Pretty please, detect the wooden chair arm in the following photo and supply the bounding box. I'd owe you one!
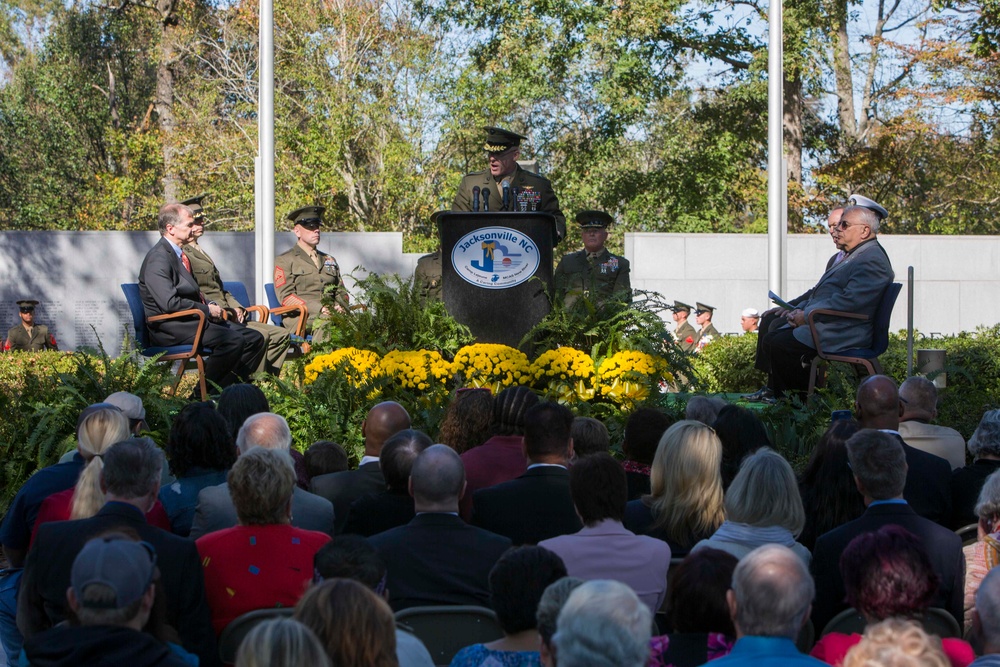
[270,304,309,338]
[147,309,208,350]
[806,308,869,352]
[245,305,270,322]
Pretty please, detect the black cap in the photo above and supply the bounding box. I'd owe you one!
[180,194,208,217]
[287,206,326,228]
[695,302,716,315]
[483,127,526,152]
[669,301,692,314]
[576,210,613,229]
[16,299,39,308]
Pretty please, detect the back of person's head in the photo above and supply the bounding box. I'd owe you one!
[969,409,1000,459]
[313,535,386,591]
[380,429,433,493]
[648,420,725,547]
[536,577,585,654]
[713,404,772,488]
[973,566,1000,653]
[839,525,937,621]
[898,376,938,415]
[730,544,814,639]
[845,429,907,500]
[102,437,163,500]
[667,547,739,635]
[492,386,539,436]
[217,383,271,441]
[622,407,673,465]
[553,579,652,667]
[104,391,147,434]
[363,401,411,452]
[842,618,949,667]
[72,406,131,520]
[69,534,157,628]
[235,617,332,667]
[724,447,804,536]
[228,447,296,526]
[294,579,397,667]
[409,444,465,506]
[571,417,610,457]
[856,375,901,426]
[167,401,236,477]
[304,441,349,479]
[237,412,293,453]
[523,402,574,460]
[798,420,864,545]
[437,388,494,453]
[570,452,627,525]
[685,396,727,426]
[976,469,1000,527]
[490,546,567,636]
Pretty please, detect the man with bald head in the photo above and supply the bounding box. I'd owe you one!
[709,544,826,666]
[855,375,951,524]
[367,445,511,610]
[189,412,334,538]
[898,376,966,470]
[311,401,411,533]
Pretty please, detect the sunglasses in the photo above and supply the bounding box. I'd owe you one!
[835,219,867,230]
[19,307,34,313]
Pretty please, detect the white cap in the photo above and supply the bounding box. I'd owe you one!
[104,391,145,421]
[742,308,760,319]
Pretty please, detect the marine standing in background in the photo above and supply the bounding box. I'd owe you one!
[669,301,698,353]
[273,206,347,341]
[452,126,566,243]
[5,299,57,351]
[553,211,630,308]
[694,302,721,350]
[181,194,291,375]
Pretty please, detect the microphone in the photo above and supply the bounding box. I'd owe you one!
[472,186,480,212]
[482,189,491,211]
[502,180,511,211]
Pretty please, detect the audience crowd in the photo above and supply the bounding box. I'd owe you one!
[2,373,1000,667]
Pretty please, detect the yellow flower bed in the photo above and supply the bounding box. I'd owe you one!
[529,347,596,403]
[597,350,668,405]
[452,343,531,393]
[304,347,383,385]
[380,350,453,391]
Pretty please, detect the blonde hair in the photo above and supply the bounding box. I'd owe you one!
[725,447,805,536]
[842,618,949,667]
[71,408,131,520]
[235,617,331,667]
[647,420,725,547]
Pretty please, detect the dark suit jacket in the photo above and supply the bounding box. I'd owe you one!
[17,502,219,667]
[471,466,582,545]
[138,237,211,346]
[188,483,335,539]
[310,461,385,533]
[899,437,952,526]
[367,513,511,611]
[810,502,964,634]
[343,491,415,537]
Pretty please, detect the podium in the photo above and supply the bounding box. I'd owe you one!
[437,212,556,348]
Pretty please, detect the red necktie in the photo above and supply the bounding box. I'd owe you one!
[181,252,192,273]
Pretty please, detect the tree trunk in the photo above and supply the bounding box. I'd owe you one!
[155,0,180,201]
[829,0,857,152]
[783,72,803,185]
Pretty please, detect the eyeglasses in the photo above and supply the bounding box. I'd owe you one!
[19,307,34,313]
[835,220,867,230]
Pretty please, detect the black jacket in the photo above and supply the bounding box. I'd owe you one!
[21,624,192,667]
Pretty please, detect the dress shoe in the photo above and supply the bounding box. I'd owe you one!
[742,386,774,403]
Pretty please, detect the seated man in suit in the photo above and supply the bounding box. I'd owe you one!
[748,197,893,401]
[139,203,265,391]
[472,401,583,545]
[311,401,410,533]
[538,452,670,613]
[811,430,964,633]
[856,375,952,525]
[898,376,967,470]
[189,412,333,539]
[18,437,219,667]
[367,445,511,610]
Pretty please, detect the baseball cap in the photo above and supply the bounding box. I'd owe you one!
[104,392,146,421]
[71,535,157,609]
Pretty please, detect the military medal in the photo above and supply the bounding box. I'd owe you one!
[517,187,542,212]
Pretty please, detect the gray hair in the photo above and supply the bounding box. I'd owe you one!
[685,396,727,427]
[975,470,1000,523]
[235,617,331,667]
[101,437,163,499]
[237,413,292,453]
[976,567,1000,650]
[899,377,938,413]
[553,580,652,667]
[536,577,585,647]
[725,448,805,536]
[845,429,906,500]
[969,410,1000,459]
[158,203,192,234]
[731,544,814,639]
[843,205,880,234]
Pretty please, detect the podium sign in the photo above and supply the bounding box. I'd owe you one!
[437,212,556,348]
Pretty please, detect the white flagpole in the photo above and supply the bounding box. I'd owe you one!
[767,0,785,297]
[256,0,275,305]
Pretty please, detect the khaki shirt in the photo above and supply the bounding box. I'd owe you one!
[674,320,698,352]
[274,244,344,331]
[7,323,57,351]
[553,248,631,308]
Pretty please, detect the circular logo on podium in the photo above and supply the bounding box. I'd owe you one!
[450,226,541,290]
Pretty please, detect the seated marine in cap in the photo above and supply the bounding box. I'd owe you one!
[452,126,566,242]
[553,210,630,308]
[5,299,57,352]
[694,302,720,349]
[668,301,698,353]
[274,206,348,340]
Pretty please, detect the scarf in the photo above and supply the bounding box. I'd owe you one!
[709,520,799,549]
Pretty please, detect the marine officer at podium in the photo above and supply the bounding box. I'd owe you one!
[452,126,566,243]
[553,211,631,308]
